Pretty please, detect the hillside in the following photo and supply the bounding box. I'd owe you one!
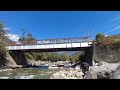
[5,38,17,46]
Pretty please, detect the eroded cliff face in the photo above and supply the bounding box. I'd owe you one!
[5,52,18,67]
[93,45,120,63]
[0,52,17,67]
[0,51,27,68]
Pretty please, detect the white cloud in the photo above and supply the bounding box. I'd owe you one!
[3,27,10,31]
[2,26,20,42]
[6,33,20,42]
[113,26,120,30]
[111,15,120,22]
[104,25,120,34]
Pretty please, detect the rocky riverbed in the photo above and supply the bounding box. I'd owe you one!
[50,68,83,79]
[50,61,120,79]
[26,60,73,66]
[0,60,120,79]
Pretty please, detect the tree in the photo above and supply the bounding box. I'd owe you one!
[0,23,8,56]
[26,33,36,41]
[26,33,32,41]
[96,33,105,44]
[26,33,36,44]
[18,31,26,42]
[62,52,69,61]
[18,32,36,45]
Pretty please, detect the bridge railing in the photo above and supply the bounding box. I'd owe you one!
[7,36,93,46]
[37,37,93,45]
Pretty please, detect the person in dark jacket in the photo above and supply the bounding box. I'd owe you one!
[81,62,93,79]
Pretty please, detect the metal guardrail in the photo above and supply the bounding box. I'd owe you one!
[7,37,93,46]
[37,37,93,45]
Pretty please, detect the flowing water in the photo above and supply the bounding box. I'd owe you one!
[0,68,60,79]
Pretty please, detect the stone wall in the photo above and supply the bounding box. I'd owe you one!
[93,45,120,63]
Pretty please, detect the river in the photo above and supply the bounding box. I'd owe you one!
[0,68,60,79]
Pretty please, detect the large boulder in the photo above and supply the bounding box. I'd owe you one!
[110,65,120,79]
[89,62,120,79]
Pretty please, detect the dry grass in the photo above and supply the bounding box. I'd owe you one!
[97,35,120,48]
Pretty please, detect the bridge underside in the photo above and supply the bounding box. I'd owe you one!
[9,47,90,52]
[8,46,93,66]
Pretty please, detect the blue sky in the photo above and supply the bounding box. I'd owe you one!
[1,11,120,41]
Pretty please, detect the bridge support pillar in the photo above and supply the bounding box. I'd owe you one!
[84,46,94,66]
[9,51,27,66]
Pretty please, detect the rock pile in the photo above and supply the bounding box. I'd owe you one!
[50,68,83,79]
[50,61,120,79]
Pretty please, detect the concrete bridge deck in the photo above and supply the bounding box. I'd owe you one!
[6,41,93,51]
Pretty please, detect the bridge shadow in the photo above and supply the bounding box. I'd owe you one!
[9,51,27,66]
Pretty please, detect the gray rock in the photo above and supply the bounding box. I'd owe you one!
[110,65,120,79]
[50,71,65,79]
[98,61,108,66]
[75,72,83,78]
[92,60,99,66]
[50,69,83,79]
[90,62,119,79]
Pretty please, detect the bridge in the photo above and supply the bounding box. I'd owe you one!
[6,37,93,51]
[5,37,94,66]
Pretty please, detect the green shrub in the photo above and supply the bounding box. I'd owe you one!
[24,51,85,62]
[96,33,105,45]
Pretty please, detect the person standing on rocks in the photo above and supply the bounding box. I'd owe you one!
[81,62,93,79]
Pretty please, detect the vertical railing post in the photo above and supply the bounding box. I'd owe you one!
[26,45,27,49]
[15,46,16,49]
[53,44,54,48]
